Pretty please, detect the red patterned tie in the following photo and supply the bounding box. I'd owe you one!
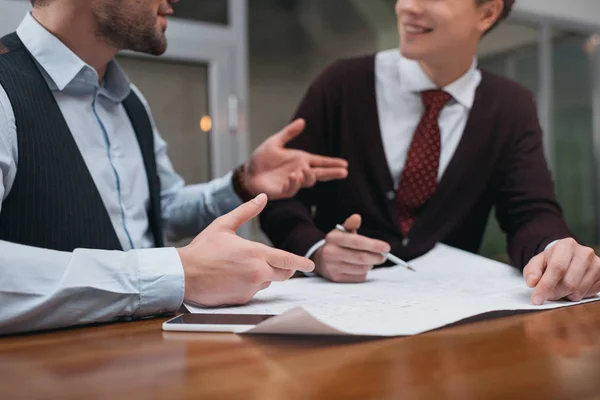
[396,90,452,236]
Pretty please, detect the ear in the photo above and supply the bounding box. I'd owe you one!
[476,0,504,35]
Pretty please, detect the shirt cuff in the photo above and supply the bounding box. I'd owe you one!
[135,247,185,317]
[305,239,326,259]
[544,239,562,251]
[215,171,243,212]
[303,239,326,277]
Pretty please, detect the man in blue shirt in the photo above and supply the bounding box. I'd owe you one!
[0,0,348,334]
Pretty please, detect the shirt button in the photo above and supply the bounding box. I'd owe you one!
[402,238,410,247]
[386,190,396,200]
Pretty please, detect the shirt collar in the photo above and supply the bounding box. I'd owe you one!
[397,53,479,109]
[16,12,131,102]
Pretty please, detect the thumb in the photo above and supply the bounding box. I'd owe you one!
[343,214,362,233]
[217,193,268,231]
[274,119,306,146]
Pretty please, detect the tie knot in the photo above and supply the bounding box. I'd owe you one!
[421,90,452,112]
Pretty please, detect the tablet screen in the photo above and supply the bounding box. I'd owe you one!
[166,314,276,326]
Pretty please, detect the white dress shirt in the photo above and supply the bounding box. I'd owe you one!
[305,49,481,259]
[305,49,560,261]
[0,14,242,334]
[376,49,481,187]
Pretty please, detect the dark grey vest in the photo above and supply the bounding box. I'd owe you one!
[0,33,164,251]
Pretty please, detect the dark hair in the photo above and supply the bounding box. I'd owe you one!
[479,0,515,34]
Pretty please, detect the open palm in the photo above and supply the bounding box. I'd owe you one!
[244,119,348,200]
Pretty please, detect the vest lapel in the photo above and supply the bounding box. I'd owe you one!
[123,94,164,248]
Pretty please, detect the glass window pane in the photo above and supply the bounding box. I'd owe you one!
[116,56,212,185]
[478,23,540,260]
[552,35,596,245]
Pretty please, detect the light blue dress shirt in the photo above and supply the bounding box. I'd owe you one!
[0,13,242,334]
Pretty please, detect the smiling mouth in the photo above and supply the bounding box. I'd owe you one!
[404,24,434,34]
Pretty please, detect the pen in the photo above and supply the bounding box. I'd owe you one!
[335,225,416,272]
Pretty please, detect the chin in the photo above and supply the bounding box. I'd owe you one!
[399,46,426,61]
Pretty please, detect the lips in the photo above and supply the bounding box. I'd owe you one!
[404,24,433,34]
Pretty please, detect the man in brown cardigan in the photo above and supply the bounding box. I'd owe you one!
[260,0,600,305]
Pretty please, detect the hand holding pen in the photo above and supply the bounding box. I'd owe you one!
[335,225,415,272]
[312,214,414,284]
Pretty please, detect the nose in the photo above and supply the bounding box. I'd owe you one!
[396,0,424,15]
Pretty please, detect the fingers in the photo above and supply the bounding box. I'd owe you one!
[326,246,385,266]
[273,118,306,145]
[267,267,297,282]
[216,194,268,231]
[531,242,575,305]
[301,168,317,188]
[322,263,372,283]
[264,246,315,273]
[307,153,349,169]
[284,172,303,197]
[343,214,362,233]
[337,273,369,283]
[562,247,595,301]
[577,259,600,300]
[327,231,391,254]
[309,167,349,182]
[586,280,600,299]
[523,252,545,288]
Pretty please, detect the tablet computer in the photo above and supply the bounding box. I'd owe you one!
[162,313,276,333]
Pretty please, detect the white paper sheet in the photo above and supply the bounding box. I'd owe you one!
[186,244,600,336]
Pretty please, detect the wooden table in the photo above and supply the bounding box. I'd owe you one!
[1,303,600,400]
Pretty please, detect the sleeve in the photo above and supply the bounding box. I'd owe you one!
[129,84,242,242]
[0,241,184,335]
[0,84,185,336]
[494,89,571,270]
[259,60,344,256]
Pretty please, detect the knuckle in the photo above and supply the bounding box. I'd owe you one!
[562,279,578,293]
[357,253,369,264]
[322,245,335,260]
[248,265,265,284]
[538,281,553,293]
[584,247,596,261]
[551,261,569,274]
[349,238,362,249]
[562,238,577,249]
[325,231,338,241]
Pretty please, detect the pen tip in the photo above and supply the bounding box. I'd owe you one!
[408,265,416,272]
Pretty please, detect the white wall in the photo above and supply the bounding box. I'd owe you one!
[0,0,29,35]
[513,0,600,32]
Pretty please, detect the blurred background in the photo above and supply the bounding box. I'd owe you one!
[1,0,600,260]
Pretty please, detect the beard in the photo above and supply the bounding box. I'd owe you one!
[93,0,168,56]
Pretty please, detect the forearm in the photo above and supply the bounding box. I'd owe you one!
[0,240,184,335]
[507,213,570,270]
[163,172,242,241]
